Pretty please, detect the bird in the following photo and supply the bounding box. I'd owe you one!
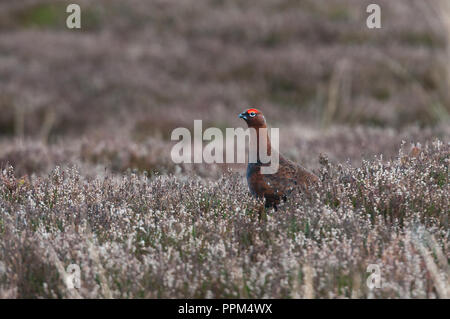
[239,108,318,209]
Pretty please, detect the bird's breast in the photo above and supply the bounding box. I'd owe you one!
[246,163,273,198]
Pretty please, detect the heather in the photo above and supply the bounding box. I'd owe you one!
[0,0,449,298]
[0,141,448,298]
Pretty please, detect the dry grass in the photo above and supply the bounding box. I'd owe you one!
[0,0,449,139]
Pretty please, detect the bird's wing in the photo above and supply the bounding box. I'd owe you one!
[262,155,318,195]
[261,157,299,195]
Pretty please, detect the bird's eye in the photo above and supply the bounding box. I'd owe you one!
[249,112,256,117]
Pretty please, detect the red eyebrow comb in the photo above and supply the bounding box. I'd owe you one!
[246,108,260,114]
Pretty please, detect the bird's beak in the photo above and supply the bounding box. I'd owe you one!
[239,112,248,120]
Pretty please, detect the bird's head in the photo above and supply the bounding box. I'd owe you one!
[239,108,266,128]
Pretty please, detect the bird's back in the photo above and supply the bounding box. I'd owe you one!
[246,153,318,207]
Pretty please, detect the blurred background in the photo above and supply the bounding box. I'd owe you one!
[0,0,449,177]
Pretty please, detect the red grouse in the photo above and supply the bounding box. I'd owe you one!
[239,108,318,209]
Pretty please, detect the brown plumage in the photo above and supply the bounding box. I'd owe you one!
[239,108,318,209]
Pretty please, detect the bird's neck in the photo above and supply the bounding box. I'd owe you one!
[251,125,272,160]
